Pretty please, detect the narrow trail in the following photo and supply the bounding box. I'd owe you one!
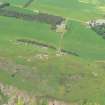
[57,20,68,53]
[23,0,35,8]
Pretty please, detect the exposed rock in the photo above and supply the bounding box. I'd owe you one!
[0,82,78,105]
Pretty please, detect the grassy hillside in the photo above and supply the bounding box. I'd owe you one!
[5,0,105,21]
[0,0,105,105]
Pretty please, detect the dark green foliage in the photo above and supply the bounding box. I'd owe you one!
[92,24,105,39]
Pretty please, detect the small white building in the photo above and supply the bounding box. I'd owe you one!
[96,19,105,24]
[86,19,105,28]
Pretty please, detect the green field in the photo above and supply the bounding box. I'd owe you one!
[4,0,105,21]
[0,0,105,105]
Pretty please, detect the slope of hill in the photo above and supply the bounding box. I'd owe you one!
[2,0,105,20]
[0,0,105,105]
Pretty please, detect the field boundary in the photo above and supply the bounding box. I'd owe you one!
[17,39,79,56]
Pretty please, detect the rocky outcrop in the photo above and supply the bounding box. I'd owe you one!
[0,82,78,105]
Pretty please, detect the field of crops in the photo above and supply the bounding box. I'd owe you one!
[0,0,105,105]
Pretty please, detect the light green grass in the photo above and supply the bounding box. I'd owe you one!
[28,0,102,21]
[63,21,105,59]
[0,16,60,46]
